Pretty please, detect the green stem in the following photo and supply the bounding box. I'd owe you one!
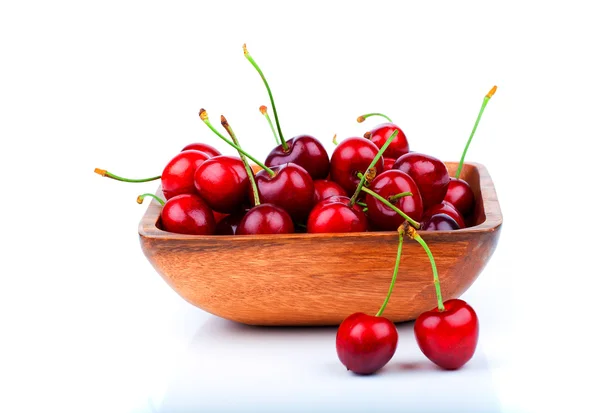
[409,227,444,312]
[94,168,160,183]
[389,192,413,202]
[356,201,367,207]
[348,129,398,206]
[456,85,497,178]
[259,106,279,146]
[357,113,393,123]
[360,186,421,229]
[244,44,288,151]
[376,227,405,317]
[199,109,275,177]
[221,115,261,206]
[137,193,165,206]
[332,134,338,146]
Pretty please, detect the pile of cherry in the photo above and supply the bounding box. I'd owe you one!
[96,44,496,374]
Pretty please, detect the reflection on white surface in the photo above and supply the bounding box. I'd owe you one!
[144,317,502,413]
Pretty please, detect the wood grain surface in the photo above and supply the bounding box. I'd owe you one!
[138,162,502,326]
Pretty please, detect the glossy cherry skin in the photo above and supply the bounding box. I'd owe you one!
[215,210,247,235]
[313,179,347,204]
[393,152,450,210]
[421,213,460,231]
[160,194,216,235]
[181,142,222,158]
[161,150,210,200]
[365,123,409,159]
[265,135,330,180]
[193,156,249,214]
[414,299,479,370]
[307,196,368,233]
[383,157,396,171]
[364,170,423,231]
[254,163,314,221]
[236,204,295,235]
[330,137,385,195]
[444,178,475,217]
[336,312,398,375]
[423,201,466,228]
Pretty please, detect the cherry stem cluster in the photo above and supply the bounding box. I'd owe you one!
[199,109,275,177]
[348,129,399,206]
[244,44,288,151]
[94,168,160,183]
[221,115,261,206]
[376,226,405,317]
[456,85,497,178]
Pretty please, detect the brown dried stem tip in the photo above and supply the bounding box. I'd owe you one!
[364,131,372,140]
[259,105,268,115]
[486,85,498,99]
[199,108,208,121]
[243,43,248,55]
[404,221,417,239]
[357,115,366,123]
[94,168,107,177]
[220,115,229,127]
[365,167,377,183]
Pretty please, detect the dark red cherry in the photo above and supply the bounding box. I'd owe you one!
[160,193,215,235]
[444,178,475,216]
[181,142,221,158]
[421,213,460,231]
[265,135,330,180]
[161,150,210,200]
[364,170,423,231]
[393,152,449,210]
[254,163,315,221]
[313,179,347,204]
[236,204,294,235]
[330,137,384,195]
[307,196,368,233]
[193,155,249,214]
[383,157,396,171]
[365,123,409,159]
[215,210,247,235]
[336,312,398,375]
[423,201,466,228]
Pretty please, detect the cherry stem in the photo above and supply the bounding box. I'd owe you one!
[244,44,288,151]
[332,134,338,146]
[456,85,497,178]
[94,168,160,183]
[221,115,261,206]
[199,109,275,177]
[406,223,444,312]
[357,113,393,123]
[356,201,367,207]
[137,193,165,206]
[388,191,413,202]
[259,106,279,146]
[348,129,399,206]
[376,226,405,317]
[361,186,421,229]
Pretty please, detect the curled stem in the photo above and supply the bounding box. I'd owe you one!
[94,168,160,183]
[137,193,165,206]
[357,113,393,123]
[376,226,405,317]
[406,223,444,312]
[360,186,421,229]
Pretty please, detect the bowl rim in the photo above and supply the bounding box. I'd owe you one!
[138,161,502,241]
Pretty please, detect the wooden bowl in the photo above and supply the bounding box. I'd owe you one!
[139,162,502,326]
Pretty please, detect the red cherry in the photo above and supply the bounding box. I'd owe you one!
[364,170,423,231]
[423,201,466,228]
[444,178,475,216]
[383,157,396,171]
[313,179,347,204]
[236,204,294,235]
[414,299,479,370]
[159,193,216,235]
[365,123,409,159]
[161,150,210,200]
[330,137,384,195]
[393,152,449,210]
[265,135,330,180]
[193,155,249,213]
[421,213,460,231]
[307,196,367,233]
[336,312,398,375]
[254,163,315,221]
[180,142,221,158]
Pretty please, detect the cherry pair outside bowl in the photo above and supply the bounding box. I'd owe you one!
[138,162,502,326]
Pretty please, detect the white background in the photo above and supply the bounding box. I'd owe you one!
[1,1,599,412]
